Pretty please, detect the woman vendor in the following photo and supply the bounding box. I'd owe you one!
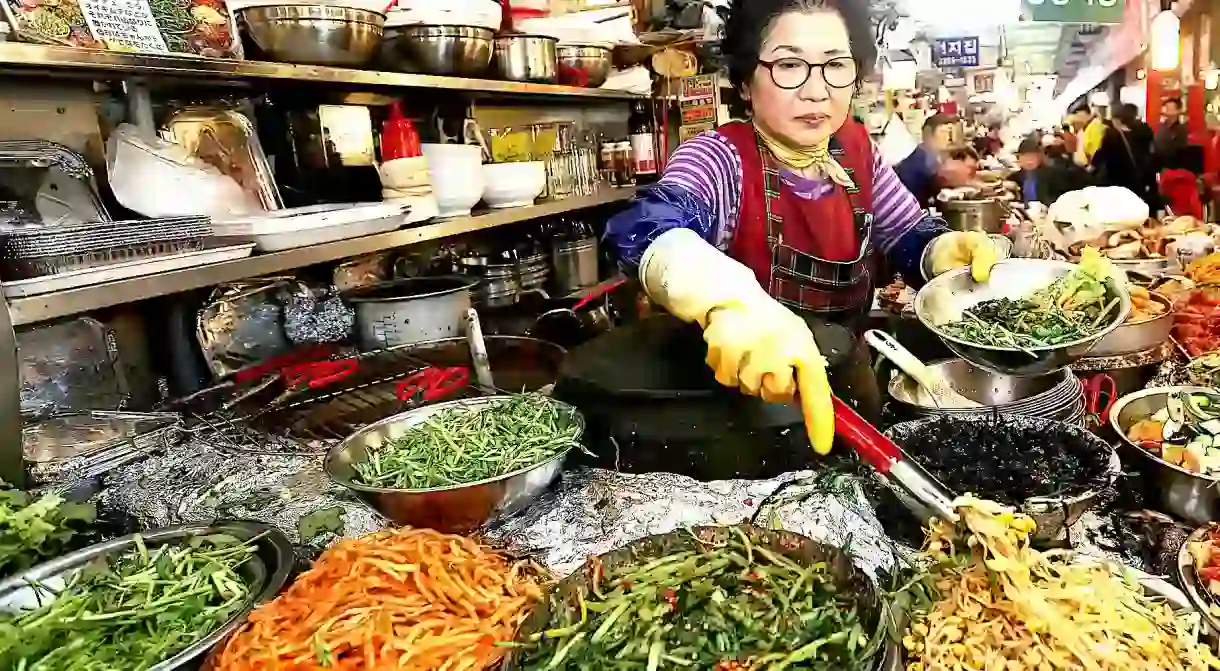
[604,0,996,457]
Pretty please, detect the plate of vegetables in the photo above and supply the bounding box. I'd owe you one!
[915,250,1131,375]
[1121,388,1220,476]
[505,525,891,671]
[1179,523,1220,635]
[0,521,292,671]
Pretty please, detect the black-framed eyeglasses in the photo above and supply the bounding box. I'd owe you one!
[758,56,858,90]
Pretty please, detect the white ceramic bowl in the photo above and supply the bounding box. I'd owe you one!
[482,161,547,209]
[421,144,485,218]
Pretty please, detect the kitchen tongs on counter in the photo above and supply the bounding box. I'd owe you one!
[832,397,959,524]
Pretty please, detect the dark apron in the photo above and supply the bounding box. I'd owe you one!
[758,138,881,423]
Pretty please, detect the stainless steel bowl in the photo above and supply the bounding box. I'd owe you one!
[940,198,1004,234]
[504,525,895,671]
[557,45,612,87]
[920,234,1012,282]
[239,5,385,66]
[885,415,1121,541]
[386,25,494,77]
[0,521,292,670]
[1176,523,1220,635]
[1110,386,1220,525]
[1089,292,1174,358]
[1114,257,1175,277]
[326,396,585,533]
[493,34,558,83]
[915,259,1132,377]
[887,359,1083,423]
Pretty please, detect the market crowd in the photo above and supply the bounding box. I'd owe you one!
[894,98,1204,219]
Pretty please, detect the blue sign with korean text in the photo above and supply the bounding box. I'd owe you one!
[935,37,981,69]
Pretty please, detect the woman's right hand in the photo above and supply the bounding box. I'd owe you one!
[702,299,836,455]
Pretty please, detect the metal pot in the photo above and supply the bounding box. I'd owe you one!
[492,34,558,83]
[346,276,475,351]
[1110,386,1220,525]
[552,237,599,294]
[385,25,494,77]
[940,198,1004,234]
[239,5,385,66]
[1089,292,1174,358]
[557,44,612,87]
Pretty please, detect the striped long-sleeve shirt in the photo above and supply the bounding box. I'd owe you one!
[605,130,948,283]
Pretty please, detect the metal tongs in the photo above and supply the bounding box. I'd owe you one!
[832,397,959,523]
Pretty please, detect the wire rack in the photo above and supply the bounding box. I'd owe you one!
[175,339,562,457]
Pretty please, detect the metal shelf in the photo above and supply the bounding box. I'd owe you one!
[6,188,637,326]
[0,43,644,100]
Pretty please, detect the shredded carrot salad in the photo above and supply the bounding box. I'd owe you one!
[214,528,543,670]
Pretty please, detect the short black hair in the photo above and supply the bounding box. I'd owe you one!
[1114,103,1140,126]
[1017,137,1043,155]
[1164,96,1184,109]
[950,147,979,162]
[723,0,875,113]
[922,114,956,138]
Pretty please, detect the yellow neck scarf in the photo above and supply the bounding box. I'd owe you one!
[754,123,856,190]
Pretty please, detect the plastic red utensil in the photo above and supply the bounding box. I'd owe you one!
[396,366,471,403]
[381,101,422,161]
[282,359,358,390]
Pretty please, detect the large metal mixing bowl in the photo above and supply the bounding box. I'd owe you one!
[915,259,1131,377]
[326,396,585,533]
[239,5,385,66]
[503,525,895,670]
[1089,292,1174,358]
[1176,523,1220,635]
[557,45,612,87]
[1110,386,1220,525]
[386,25,494,77]
[885,415,1121,541]
[887,358,1079,421]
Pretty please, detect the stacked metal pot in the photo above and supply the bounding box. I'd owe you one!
[887,359,1086,425]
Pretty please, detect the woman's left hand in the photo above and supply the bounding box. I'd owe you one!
[928,231,998,282]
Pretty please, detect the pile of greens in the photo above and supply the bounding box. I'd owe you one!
[941,248,1122,351]
[353,394,584,490]
[0,490,95,579]
[514,528,877,671]
[0,533,258,671]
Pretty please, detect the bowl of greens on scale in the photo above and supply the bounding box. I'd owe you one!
[915,249,1131,376]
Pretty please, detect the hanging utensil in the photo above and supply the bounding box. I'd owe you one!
[833,397,959,523]
[467,309,495,389]
[865,330,981,409]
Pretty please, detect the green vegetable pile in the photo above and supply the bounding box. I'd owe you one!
[0,490,95,579]
[0,534,257,671]
[353,394,583,490]
[515,528,877,671]
[941,247,1122,352]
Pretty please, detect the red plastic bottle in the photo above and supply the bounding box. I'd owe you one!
[381,101,421,161]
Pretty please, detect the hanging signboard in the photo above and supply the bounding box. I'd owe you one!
[1020,0,1125,25]
[934,37,980,69]
[679,74,719,143]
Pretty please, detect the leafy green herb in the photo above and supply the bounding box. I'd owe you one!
[353,394,584,490]
[0,534,257,671]
[514,528,877,670]
[0,490,95,579]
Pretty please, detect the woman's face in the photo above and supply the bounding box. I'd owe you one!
[745,9,855,148]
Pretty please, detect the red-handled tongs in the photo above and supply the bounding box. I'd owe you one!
[833,397,959,524]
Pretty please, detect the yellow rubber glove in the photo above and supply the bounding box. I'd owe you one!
[639,229,836,455]
[928,231,998,282]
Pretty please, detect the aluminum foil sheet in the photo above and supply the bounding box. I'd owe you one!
[98,436,385,559]
[282,285,354,345]
[483,468,903,578]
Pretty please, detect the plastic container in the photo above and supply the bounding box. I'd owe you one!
[381,101,422,162]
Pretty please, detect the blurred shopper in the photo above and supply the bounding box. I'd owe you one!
[1012,137,1085,205]
[891,114,971,204]
[1156,96,1189,167]
[1068,104,1105,167]
[1093,103,1159,212]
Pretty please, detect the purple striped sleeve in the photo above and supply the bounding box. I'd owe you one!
[659,131,743,248]
[870,142,926,253]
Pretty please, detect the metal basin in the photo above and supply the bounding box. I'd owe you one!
[940,198,1004,234]
[326,396,585,533]
[239,5,385,66]
[0,521,292,670]
[887,358,1078,420]
[1089,292,1174,358]
[386,25,494,77]
[1110,386,1220,525]
[886,416,1121,541]
[915,259,1131,377]
[493,34,559,83]
[1176,523,1220,635]
[557,45,612,87]
[503,525,894,671]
